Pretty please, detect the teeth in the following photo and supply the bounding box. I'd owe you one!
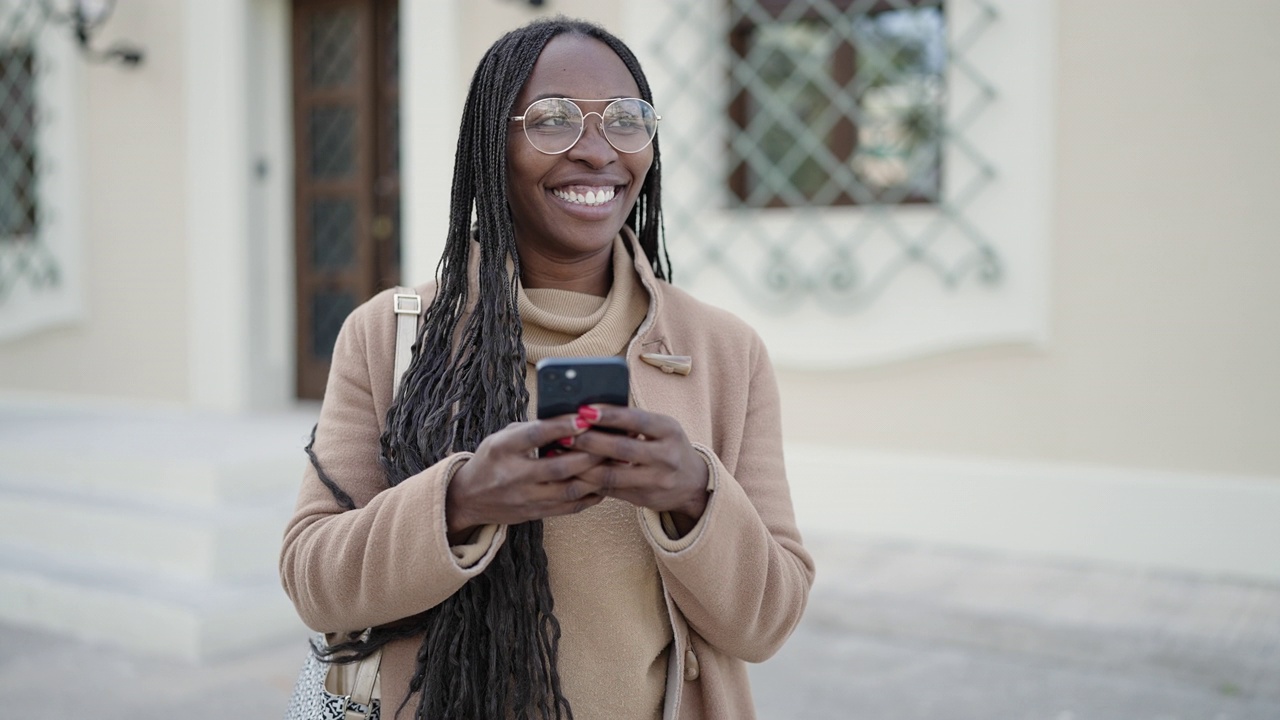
[553,186,616,206]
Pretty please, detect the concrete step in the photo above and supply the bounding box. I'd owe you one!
[0,398,320,660]
[0,480,293,583]
[0,401,318,508]
[0,541,305,661]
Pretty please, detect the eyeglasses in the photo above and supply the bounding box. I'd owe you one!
[509,97,660,155]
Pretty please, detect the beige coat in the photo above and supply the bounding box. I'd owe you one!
[280,237,816,718]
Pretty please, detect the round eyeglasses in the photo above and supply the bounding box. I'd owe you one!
[509,97,660,155]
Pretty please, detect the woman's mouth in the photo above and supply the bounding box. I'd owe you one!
[551,185,618,207]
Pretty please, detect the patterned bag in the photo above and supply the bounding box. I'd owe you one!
[283,634,382,720]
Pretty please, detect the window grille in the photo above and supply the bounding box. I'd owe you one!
[729,0,946,208]
[0,0,59,305]
[644,0,1002,312]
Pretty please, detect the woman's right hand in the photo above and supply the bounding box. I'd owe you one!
[445,415,605,540]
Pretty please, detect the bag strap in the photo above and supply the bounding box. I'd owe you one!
[392,287,423,396]
[345,647,383,720]
[331,287,418,720]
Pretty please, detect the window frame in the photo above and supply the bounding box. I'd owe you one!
[624,0,1054,368]
[0,23,84,342]
[0,39,39,243]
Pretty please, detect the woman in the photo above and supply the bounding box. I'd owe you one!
[280,16,814,720]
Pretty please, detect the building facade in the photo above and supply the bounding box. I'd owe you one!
[1,0,1277,658]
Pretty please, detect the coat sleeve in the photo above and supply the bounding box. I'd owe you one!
[279,297,506,633]
[639,334,815,663]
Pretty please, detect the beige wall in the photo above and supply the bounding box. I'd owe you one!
[779,0,1280,477]
[0,1,189,403]
[459,2,623,85]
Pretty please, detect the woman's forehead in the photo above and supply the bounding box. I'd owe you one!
[518,34,640,104]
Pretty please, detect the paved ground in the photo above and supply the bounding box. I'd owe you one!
[751,537,1280,720]
[4,534,1278,719]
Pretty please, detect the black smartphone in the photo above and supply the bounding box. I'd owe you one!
[535,357,629,456]
[535,356,629,418]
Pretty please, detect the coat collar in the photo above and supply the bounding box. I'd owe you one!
[619,227,694,377]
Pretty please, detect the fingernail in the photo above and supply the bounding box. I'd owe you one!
[578,405,601,422]
[574,416,591,430]
[558,436,574,448]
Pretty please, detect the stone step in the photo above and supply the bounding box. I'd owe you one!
[0,399,320,661]
[0,541,306,661]
[0,479,293,583]
[0,402,317,508]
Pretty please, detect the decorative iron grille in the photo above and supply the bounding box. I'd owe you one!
[0,0,59,304]
[646,0,1002,312]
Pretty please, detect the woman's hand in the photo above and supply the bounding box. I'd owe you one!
[568,405,710,536]
[445,415,607,542]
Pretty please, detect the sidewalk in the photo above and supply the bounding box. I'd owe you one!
[4,534,1278,719]
[752,535,1280,719]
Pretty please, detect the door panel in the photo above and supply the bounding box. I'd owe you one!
[293,0,400,399]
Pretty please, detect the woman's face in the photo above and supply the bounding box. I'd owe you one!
[505,34,653,262]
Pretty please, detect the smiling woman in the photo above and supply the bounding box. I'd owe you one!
[280,16,814,720]
[505,35,658,296]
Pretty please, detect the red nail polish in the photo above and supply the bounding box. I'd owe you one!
[574,416,591,430]
[558,436,574,448]
[578,405,601,422]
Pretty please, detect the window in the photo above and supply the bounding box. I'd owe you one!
[630,0,1051,367]
[0,43,38,243]
[0,2,81,340]
[728,0,945,208]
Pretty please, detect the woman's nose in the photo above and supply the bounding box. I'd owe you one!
[567,113,617,165]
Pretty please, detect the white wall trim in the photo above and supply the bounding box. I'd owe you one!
[788,443,1280,583]
[245,0,294,409]
[400,0,461,287]
[185,0,253,411]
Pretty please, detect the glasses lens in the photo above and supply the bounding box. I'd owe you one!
[603,99,658,153]
[522,98,583,154]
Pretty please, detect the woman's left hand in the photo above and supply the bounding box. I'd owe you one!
[566,405,710,534]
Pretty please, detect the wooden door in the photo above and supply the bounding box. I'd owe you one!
[292,0,400,399]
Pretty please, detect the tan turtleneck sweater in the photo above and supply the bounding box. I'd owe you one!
[517,235,668,720]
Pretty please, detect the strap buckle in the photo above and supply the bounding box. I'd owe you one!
[393,293,421,315]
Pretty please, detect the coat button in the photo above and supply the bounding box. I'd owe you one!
[684,648,700,681]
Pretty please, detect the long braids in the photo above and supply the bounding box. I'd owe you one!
[308,16,668,720]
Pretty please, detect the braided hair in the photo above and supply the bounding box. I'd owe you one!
[309,17,668,720]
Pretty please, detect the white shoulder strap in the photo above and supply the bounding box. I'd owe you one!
[391,287,422,396]
[346,647,383,720]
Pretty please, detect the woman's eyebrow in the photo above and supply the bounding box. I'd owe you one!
[528,93,627,102]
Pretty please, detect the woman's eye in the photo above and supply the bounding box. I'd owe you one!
[530,113,571,129]
[606,114,643,131]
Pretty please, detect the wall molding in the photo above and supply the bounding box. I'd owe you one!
[787,443,1280,583]
[184,0,252,410]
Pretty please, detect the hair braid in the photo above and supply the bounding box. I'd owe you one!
[309,16,667,720]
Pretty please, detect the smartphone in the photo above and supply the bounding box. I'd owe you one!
[535,356,629,419]
[535,357,629,456]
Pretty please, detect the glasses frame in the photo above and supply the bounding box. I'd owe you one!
[509,97,661,156]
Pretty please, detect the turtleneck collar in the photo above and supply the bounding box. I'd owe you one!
[518,233,651,366]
